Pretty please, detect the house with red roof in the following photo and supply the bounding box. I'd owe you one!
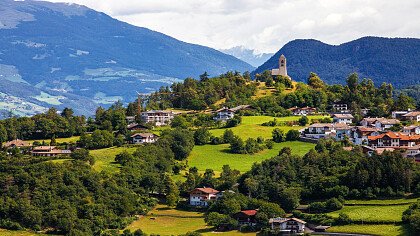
[233,210,258,226]
[368,132,420,148]
[189,187,219,206]
[403,111,420,122]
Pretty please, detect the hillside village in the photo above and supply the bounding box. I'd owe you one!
[1,55,420,236]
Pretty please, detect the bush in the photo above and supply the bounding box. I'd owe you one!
[272,128,285,143]
[298,116,309,126]
[286,130,300,141]
[194,128,211,145]
[326,198,343,211]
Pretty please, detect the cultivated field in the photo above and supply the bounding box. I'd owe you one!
[91,146,138,173]
[125,205,256,236]
[345,198,418,205]
[209,115,327,139]
[0,229,48,236]
[327,224,414,236]
[327,205,408,223]
[26,136,80,145]
[189,141,315,174]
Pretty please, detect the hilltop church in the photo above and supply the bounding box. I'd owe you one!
[271,54,290,79]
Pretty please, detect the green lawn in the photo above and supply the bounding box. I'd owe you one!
[91,146,138,173]
[210,115,326,139]
[126,205,255,236]
[345,198,419,205]
[26,136,80,145]
[0,229,49,236]
[189,141,315,174]
[327,205,409,223]
[328,224,415,236]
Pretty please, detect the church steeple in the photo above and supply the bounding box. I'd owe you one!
[271,54,289,78]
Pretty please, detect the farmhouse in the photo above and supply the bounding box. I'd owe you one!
[331,103,350,113]
[368,132,420,148]
[140,110,175,126]
[213,105,251,121]
[31,146,71,157]
[352,127,381,145]
[304,123,335,139]
[360,118,400,131]
[127,123,148,131]
[3,139,32,149]
[288,106,317,116]
[403,125,420,135]
[131,133,158,144]
[332,113,354,124]
[189,187,219,206]
[403,111,420,122]
[233,210,258,226]
[269,217,306,234]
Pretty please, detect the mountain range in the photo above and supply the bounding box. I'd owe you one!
[253,37,420,87]
[0,0,252,117]
[221,46,273,67]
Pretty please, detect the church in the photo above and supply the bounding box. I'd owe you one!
[271,54,290,79]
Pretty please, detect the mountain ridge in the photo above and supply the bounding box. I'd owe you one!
[253,36,420,87]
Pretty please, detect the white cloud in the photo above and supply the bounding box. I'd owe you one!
[46,0,420,53]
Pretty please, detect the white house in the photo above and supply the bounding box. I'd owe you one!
[131,133,158,144]
[288,106,317,116]
[214,107,235,121]
[360,118,400,131]
[332,114,354,124]
[392,111,410,119]
[269,217,306,234]
[332,103,350,113]
[141,110,175,126]
[334,123,353,141]
[403,111,420,122]
[304,123,335,139]
[403,125,420,135]
[189,187,219,206]
[352,127,381,145]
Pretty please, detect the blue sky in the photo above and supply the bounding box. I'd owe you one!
[47,0,420,53]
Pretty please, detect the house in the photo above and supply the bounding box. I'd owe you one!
[288,106,317,116]
[368,132,420,148]
[403,111,420,122]
[361,108,370,116]
[403,125,420,135]
[216,190,235,199]
[189,187,219,206]
[360,118,400,131]
[269,217,306,234]
[304,123,335,139]
[3,139,32,149]
[233,210,258,226]
[131,133,158,144]
[31,146,71,157]
[126,116,136,124]
[352,127,381,145]
[140,110,175,126]
[405,145,420,159]
[332,114,354,124]
[127,123,148,131]
[392,111,410,119]
[214,105,251,122]
[332,103,350,113]
[334,123,353,141]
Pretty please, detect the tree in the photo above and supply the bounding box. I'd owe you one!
[71,148,94,165]
[272,128,285,143]
[171,116,189,129]
[307,72,325,89]
[164,128,194,160]
[279,188,301,212]
[115,151,134,165]
[194,128,211,145]
[223,129,235,143]
[0,123,7,148]
[229,135,244,154]
[394,93,416,111]
[298,116,309,126]
[286,130,300,141]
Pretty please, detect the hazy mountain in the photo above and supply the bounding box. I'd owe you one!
[0,0,252,117]
[253,37,420,87]
[221,46,273,67]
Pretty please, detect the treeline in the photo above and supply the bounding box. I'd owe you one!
[146,71,257,110]
[237,139,420,212]
[0,159,156,235]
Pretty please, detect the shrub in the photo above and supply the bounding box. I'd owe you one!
[286,130,300,141]
[272,128,285,143]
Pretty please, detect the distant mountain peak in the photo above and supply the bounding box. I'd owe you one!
[221,46,273,67]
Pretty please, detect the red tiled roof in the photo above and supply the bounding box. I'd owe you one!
[403,111,420,117]
[192,187,219,194]
[240,210,258,216]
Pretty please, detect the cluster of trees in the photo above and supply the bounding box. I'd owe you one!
[0,108,85,143]
[146,72,257,110]
[238,139,420,213]
[403,201,420,232]
[0,159,156,234]
[272,128,300,143]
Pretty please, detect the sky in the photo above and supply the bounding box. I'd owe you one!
[47,0,420,54]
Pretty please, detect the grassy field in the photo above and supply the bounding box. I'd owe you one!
[345,198,418,205]
[327,224,414,236]
[126,205,255,236]
[209,115,327,139]
[0,229,48,236]
[25,136,80,145]
[189,141,315,174]
[327,205,409,223]
[91,146,138,173]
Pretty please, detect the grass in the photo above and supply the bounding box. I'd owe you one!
[327,224,415,236]
[345,198,419,205]
[209,115,327,139]
[327,205,409,223]
[0,229,49,236]
[91,146,138,173]
[25,136,80,145]
[125,205,255,236]
[189,141,315,174]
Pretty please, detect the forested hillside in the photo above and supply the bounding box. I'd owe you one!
[253,37,420,88]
